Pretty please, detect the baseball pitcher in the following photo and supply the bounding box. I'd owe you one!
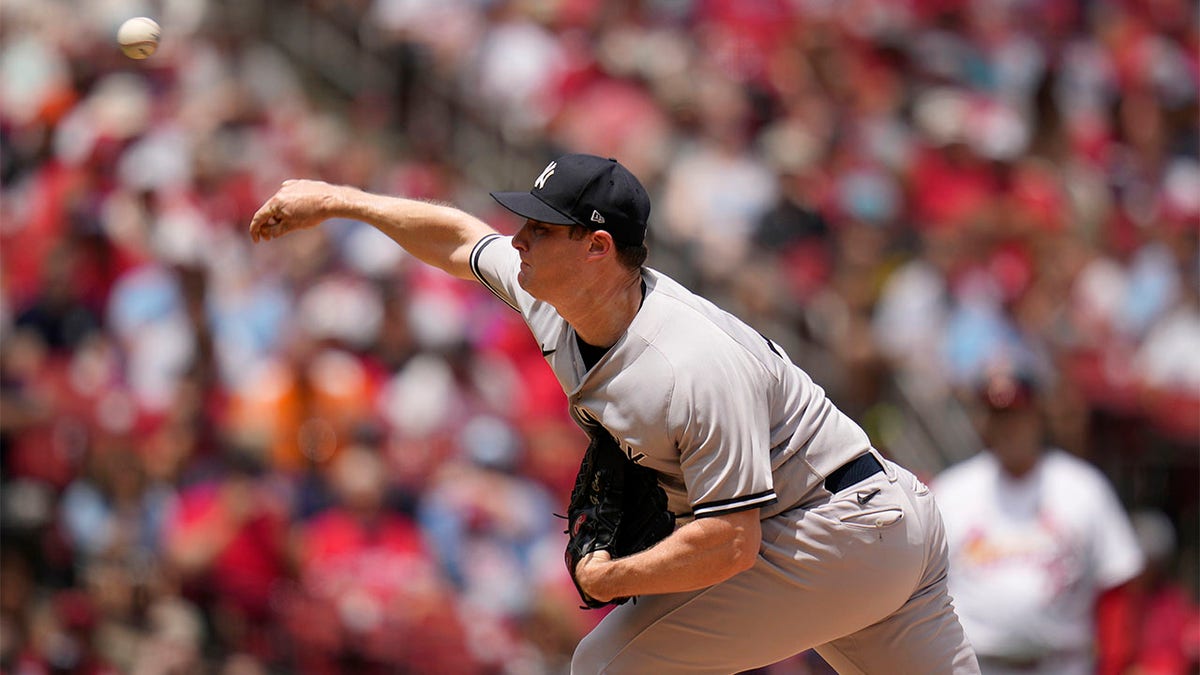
[249,154,980,674]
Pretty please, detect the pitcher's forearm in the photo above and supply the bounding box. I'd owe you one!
[331,187,497,280]
[578,509,762,601]
[249,179,498,280]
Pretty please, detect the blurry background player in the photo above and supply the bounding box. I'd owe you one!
[932,366,1144,675]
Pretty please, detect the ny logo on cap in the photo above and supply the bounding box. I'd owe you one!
[534,161,556,190]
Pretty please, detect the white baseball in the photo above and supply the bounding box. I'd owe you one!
[117,17,161,60]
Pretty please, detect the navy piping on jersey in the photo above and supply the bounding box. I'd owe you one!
[470,233,519,312]
[692,490,778,518]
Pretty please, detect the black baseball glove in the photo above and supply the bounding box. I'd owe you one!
[563,428,675,609]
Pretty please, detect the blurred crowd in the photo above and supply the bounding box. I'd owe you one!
[1,0,1197,673]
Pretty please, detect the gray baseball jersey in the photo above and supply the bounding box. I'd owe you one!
[471,233,871,520]
[470,234,979,674]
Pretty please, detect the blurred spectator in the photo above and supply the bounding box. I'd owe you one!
[13,590,113,675]
[127,597,207,675]
[1131,254,1200,442]
[1096,508,1200,675]
[225,334,379,474]
[419,415,558,613]
[161,447,291,661]
[658,68,777,286]
[750,123,834,306]
[13,241,102,353]
[932,368,1145,675]
[466,2,565,141]
[418,415,572,669]
[59,442,175,566]
[872,227,961,401]
[282,442,476,673]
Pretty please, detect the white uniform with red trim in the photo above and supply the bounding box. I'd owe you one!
[472,233,980,674]
[933,449,1143,675]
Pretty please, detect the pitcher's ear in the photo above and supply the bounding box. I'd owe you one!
[588,230,614,255]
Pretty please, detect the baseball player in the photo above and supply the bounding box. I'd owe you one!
[932,370,1144,675]
[249,154,980,674]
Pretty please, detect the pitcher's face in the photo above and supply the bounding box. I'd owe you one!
[511,220,587,300]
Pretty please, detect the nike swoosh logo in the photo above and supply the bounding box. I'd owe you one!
[541,348,556,357]
[856,488,881,505]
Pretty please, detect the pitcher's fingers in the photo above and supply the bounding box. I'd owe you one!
[248,202,279,242]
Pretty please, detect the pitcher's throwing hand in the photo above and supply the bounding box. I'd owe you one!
[249,179,343,242]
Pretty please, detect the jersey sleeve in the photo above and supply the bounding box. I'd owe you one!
[469,233,569,363]
[672,347,778,519]
[1089,475,1145,589]
[469,233,527,313]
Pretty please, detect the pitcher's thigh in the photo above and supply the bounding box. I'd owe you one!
[572,546,923,674]
[571,568,817,675]
[815,566,980,674]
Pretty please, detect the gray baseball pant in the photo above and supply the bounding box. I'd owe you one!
[571,458,980,674]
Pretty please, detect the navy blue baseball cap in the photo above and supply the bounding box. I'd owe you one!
[490,154,650,246]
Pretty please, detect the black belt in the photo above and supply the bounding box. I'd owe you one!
[824,453,884,493]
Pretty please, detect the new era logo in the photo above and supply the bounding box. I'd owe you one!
[590,210,605,224]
